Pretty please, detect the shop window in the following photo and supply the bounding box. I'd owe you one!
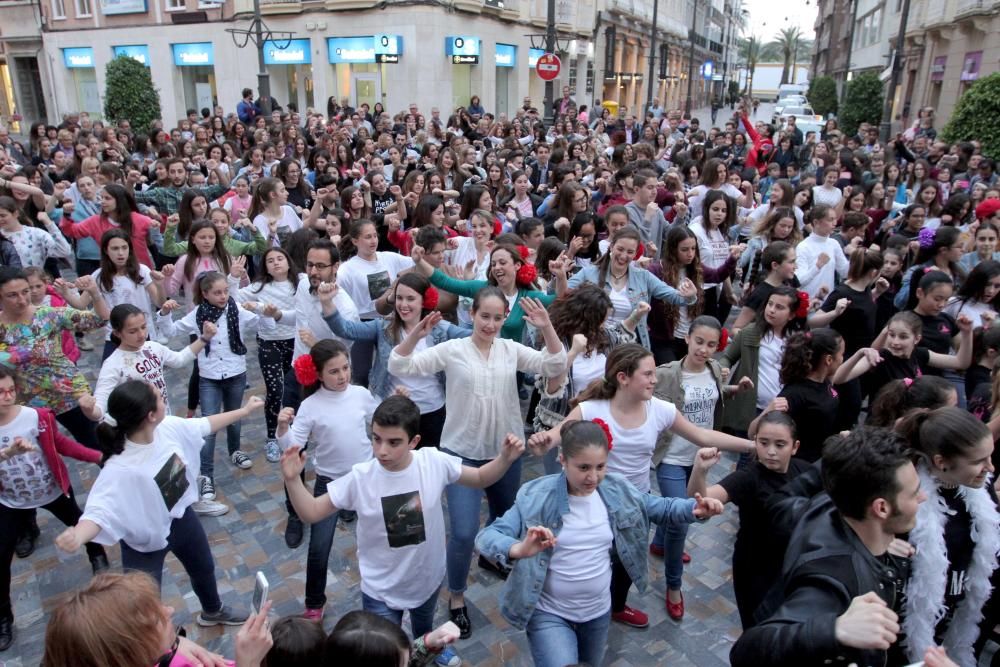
[569,58,577,90]
[165,0,185,10]
[75,0,92,16]
[586,59,594,94]
[51,0,66,19]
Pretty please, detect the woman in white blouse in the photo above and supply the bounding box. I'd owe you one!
[388,286,566,640]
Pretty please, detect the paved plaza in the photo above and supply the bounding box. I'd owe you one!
[6,328,744,666]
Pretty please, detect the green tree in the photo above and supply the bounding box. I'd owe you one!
[839,71,883,136]
[766,27,812,84]
[737,36,762,97]
[103,55,161,134]
[807,75,838,117]
[942,72,1000,159]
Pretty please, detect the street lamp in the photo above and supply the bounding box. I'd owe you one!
[225,0,294,115]
[684,0,699,115]
[879,0,912,141]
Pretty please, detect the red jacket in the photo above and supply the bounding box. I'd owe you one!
[1,407,101,497]
[740,113,774,176]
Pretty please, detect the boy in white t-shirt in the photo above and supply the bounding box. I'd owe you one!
[281,395,524,667]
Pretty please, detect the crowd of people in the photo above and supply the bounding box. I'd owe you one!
[0,88,996,666]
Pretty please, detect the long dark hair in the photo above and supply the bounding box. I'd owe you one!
[302,339,350,398]
[98,229,142,293]
[95,380,158,463]
[177,190,208,241]
[780,328,842,384]
[101,184,138,236]
[252,247,299,294]
[386,272,436,344]
[325,610,408,667]
[595,227,642,287]
[548,283,612,355]
[183,220,231,282]
[955,259,1000,308]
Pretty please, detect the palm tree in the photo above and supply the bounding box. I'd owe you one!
[737,36,761,98]
[768,27,806,85]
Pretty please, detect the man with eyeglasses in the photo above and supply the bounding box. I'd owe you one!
[279,238,360,549]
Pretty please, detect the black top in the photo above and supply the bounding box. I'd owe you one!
[936,486,975,643]
[778,379,840,463]
[821,284,877,356]
[745,278,798,312]
[915,310,956,376]
[862,347,931,400]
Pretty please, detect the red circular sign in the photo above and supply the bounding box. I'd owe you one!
[536,53,561,81]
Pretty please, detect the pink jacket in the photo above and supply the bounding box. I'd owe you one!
[47,287,81,364]
[1,407,101,497]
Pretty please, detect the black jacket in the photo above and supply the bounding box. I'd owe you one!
[731,492,910,667]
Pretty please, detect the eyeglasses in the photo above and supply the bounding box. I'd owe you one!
[154,626,186,667]
[0,387,15,397]
[305,262,333,271]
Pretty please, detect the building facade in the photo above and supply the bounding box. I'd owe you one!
[0,0,746,128]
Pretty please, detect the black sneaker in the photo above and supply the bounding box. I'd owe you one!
[449,605,471,640]
[197,605,249,627]
[285,516,304,549]
[0,616,12,651]
[89,552,110,575]
[339,509,357,523]
[14,525,39,559]
[478,554,511,580]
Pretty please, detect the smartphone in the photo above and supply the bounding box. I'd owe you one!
[252,571,268,615]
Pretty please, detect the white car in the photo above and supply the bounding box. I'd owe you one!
[773,96,809,122]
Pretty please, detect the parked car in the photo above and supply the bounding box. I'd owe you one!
[773,97,809,124]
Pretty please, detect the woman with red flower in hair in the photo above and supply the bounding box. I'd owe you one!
[275,338,379,621]
[529,344,753,630]
[315,272,470,448]
[477,418,724,667]
[412,241,556,343]
[388,288,566,640]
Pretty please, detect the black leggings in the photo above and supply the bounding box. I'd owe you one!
[611,550,632,613]
[56,406,98,451]
[0,487,104,619]
[258,338,294,439]
[187,335,200,413]
[703,285,734,326]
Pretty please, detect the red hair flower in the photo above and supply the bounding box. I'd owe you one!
[516,263,538,287]
[634,242,645,261]
[718,328,729,352]
[293,354,319,386]
[422,286,440,311]
[592,418,614,451]
[493,219,504,237]
[517,244,531,260]
[796,291,810,319]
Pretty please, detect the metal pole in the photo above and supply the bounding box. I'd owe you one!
[747,35,754,99]
[684,0,696,114]
[253,0,272,115]
[544,0,556,123]
[841,0,860,105]
[880,0,911,142]
[645,0,659,114]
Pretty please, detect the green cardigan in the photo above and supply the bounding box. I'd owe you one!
[718,322,764,433]
[162,223,268,258]
[428,269,555,341]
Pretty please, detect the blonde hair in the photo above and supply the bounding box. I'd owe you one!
[42,572,167,667]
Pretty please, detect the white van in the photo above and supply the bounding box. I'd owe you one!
[776,83,808,101]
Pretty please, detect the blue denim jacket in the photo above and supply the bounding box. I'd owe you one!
[323,310,470,400]
[475,471,699,629]
[567,264,694,350]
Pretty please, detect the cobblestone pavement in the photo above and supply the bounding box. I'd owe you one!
[6,333,743,667]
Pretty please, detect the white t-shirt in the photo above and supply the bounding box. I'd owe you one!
[327,448,463,609]
[277,384,376,479]
[662,368,719,466]
[572,351,606,397]
[0,408,60,509]
[392,336,445,412]
[253,205,303,247]
[337,252,415,319]
[944,297,995,330]
[536,491,613,622]
[812,185,843,208]
[447,238,490,325]
[756,331,785,410]
[92,265,156,340]
[579,398,677,493]
[95,342,196,417]
[687,183,742,225]
[690,220,730,287]
[608,285,632,324]
[82,417,211,552]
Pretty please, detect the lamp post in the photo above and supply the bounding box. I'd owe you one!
[684,0,698,114]
[879,0,911,142]
[644,0,660,113]
[544,0,557,121]
[225,0,293,115]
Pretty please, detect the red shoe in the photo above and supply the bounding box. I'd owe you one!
[666,591,685,621]
[649,543,664,557]
[611,605,649,628]
[302,607,324,622]
[682,551,691,564]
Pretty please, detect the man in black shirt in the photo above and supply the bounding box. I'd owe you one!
[731,427,925,667]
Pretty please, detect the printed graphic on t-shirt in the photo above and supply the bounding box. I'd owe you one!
[367,270,391,300]
[0,449,58,506]
[381,490,425,548]
[683,384,717,429]
[132,348,169,404]
[154,453,189,511]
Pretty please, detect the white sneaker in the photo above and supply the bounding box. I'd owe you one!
[230,450,253,469]
[192,499,229,516]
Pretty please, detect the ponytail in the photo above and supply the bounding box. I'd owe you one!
[895,405,990,462]
[847,247,884,282]
[867,375,954,427]
[572,343,652,408]
[779,328,842,384]
[95,380,158,464]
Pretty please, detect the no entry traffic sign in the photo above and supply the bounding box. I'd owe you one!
[536,53,561,81]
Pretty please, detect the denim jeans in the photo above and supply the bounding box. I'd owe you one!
[651,462,692,590]
[305,474,339,609]
[526,608,610,667]
[119,506,223,613]
[361,586,440,637]
[442,449,522,594]
[199,373,247,480]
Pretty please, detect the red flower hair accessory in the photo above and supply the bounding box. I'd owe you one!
[796,291,810,319]
[634,242,645,261]
[718,328,729,352]
[517,244,531,260]
[592,418,614,451]
[293,354,319,386]
[493,219,503,237]
[516,263,538,287]
[422,286,440,311]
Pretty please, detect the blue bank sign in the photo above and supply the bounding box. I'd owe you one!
[172,42,214,67]
[113,45,151,66]
[264,39,311,65]
[63,47,94,69]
